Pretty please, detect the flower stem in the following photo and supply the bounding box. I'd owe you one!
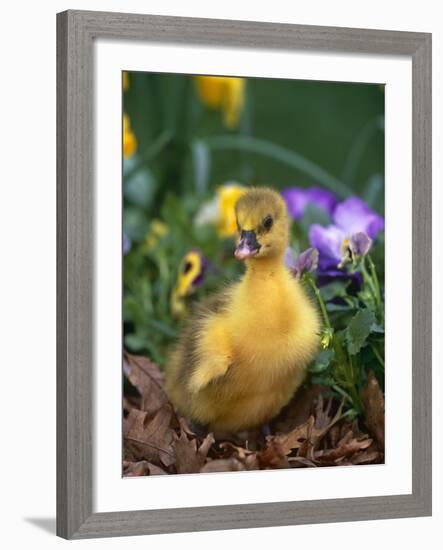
[205,134,352,198]
[306,276,364,413]
[370,343,385,368]
[306,276,331,330]
[343,354,363,412]
[367,255,382,310]
[361,256,383,316]
[124,130,173,181]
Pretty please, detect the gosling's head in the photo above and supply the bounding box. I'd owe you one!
[234,187,289,261]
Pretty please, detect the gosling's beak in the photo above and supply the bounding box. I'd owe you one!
[235,230,261,260]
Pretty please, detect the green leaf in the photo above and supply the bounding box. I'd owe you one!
[123,296,144,323]
[326,302,354,312]
[370,322,385,334]
[320,280,350,301]
[363,174,384,211]
[346,308,376,355]
[191,139,211,195]
[161,193,189,228]
[124,333,147,352]
[124,168,156,208]
[309,349,335,374]
[311,374,335,386]
[145,318,178,339]
[123,207,149,242]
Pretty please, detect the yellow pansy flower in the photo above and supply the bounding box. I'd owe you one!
[145,219,169,250]
[195,184,246,238]
[123,113,137,159]
[123,71,129,92]
[195,76,245,129]
[170,251,207,318]
[216,184,246,237]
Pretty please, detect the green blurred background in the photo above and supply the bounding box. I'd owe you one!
[123,73,384,365]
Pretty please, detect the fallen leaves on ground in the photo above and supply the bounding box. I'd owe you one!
[123,352,168,415]
[174,420,215,473]
[123,406,176,467]
[122,352,384,476]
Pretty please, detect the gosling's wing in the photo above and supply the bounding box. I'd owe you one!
[179,287,234,393]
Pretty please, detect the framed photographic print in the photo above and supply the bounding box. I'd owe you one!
[57,10,432,539]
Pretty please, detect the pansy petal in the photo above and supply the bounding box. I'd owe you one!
[284,246,296,270]
[309,224,345,268]
[282,186,338,220]
[281,188,308,220]
[332,196,384,239]
[195,76,245,129]
[292,247,319,276]
[217,184,246,237]
[175,250,207,297]
[306,187,338,217]
[123,233,131,255]
[350,231,373,258]
[366,215,385,239]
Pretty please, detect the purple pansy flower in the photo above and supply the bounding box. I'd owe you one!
[309,224,344,270]
[284,246,296,270]
[292,248,319,277]
[333,197,384,239]
[282,186,338,220]
[350,232,373,258]
[123,233,131,255]
[309,196,384,270]
[339,232,373,269]
[285,247,319,278]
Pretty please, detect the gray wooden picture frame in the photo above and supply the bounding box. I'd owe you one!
[57,9,432,539]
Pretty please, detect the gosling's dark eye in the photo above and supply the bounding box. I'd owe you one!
[263,215,273,231]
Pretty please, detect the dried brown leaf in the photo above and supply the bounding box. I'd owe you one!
[123,407,175,467]
[257,439,290,469]
[255,396,345,468]
[123,397,135,414]
[244,454,260,470]
[123,460,167,476]
[276,397,343,454]
[288,456,318,468]
[350,450,382,465]
[362,371,385,449]
[200,458,246,473]
[336,429,355,447]
[314,393,334,431]
[274,416,315,454]
[174,431,215,474]
[219,442,254,462]
[272,385,324,433]
[178,417,198,437]
[315,437,372,465]
[328,424,341,448]
[123,352,168,415]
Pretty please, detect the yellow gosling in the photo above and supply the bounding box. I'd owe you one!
[165,187,320,432]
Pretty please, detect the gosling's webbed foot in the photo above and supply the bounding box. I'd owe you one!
[189,420,209,438]
[260,423,272,438]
